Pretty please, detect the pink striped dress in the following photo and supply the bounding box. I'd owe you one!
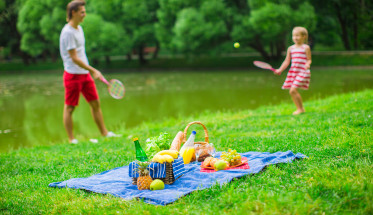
[282,44,311,90]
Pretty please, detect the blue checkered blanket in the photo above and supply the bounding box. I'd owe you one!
[49,151,306,205]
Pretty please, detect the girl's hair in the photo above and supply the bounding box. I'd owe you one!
[293,26,308,43]
[66,0,86,22]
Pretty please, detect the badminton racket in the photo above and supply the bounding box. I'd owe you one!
[100,77,125,99]
[253,61,276,72]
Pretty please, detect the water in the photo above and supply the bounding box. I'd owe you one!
[0,69,372,152]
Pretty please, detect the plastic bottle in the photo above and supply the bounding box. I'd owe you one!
[133,137,148,161]
[179,131,196,157]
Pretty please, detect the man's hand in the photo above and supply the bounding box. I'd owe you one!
[91,69,103,80]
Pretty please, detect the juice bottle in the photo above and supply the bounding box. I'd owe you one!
[182,147,195,164]
[179,131,196,156]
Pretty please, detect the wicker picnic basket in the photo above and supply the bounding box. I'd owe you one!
[132,121,212,185]
[132,162,177,185]
[183,121,214,162]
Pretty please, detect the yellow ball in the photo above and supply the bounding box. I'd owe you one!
[234,42,240,48]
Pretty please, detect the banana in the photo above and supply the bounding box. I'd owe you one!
[162,154,174,163]
[152,154,165,164]
[157,150,179,159]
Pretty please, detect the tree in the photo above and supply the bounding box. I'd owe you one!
[0,0,31,63]
[17,0,68,61]
[17,0,48,58]
[156,0,316,60]
[16,0,132,65]
[81,13,131,65]
[120,0,160,65]
[312,0,373,50]
[88,0,132,63]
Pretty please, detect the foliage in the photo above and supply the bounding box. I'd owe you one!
[157,0,316,60]
[312,0,373,50]
[145,132,171,158]
[0,89,372,213]
[1,0,372,63]
[0,0,20,58]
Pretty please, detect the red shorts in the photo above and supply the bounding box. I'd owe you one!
[63,71,99,106]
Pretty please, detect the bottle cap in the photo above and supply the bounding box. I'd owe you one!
[192,131,196,135]
[133,137,138,141]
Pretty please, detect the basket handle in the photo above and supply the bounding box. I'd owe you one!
[183,121,209,143]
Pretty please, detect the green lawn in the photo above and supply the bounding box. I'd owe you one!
[0,89,372,214]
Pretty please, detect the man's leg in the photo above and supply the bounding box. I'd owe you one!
[289,87,305,115]
[63,104,76,142]
[88,99,108,136]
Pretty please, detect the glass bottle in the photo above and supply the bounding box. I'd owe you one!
[133,137,148,162]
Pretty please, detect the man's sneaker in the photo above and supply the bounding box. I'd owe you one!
[89,139,98,143]
[106,131,121,137]
[70,139,78,144]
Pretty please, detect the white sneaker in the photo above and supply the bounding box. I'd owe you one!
[106,131,121,137]
[89,138,99,143]
[70,139,78,144]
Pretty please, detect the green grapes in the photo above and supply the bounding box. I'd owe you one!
[221,149,241,166]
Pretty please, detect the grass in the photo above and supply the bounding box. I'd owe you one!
[0,89,372,214]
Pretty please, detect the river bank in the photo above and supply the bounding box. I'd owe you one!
[1,89,372,214]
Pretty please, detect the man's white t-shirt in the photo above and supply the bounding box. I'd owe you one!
[59,24,89,74]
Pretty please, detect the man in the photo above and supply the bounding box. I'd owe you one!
[60,0,116,143]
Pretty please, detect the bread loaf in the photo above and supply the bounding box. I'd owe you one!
[169,131,184,151]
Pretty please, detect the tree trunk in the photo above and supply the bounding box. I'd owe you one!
[353,9,358,49]
[275,37,286,60]
[334,3,351,50]
[249,36,270,61]
[270,42,274,57]
[138,45,147,65]
[152,42,160,59]
[126,53,132,61]
[51,51,58,62]
[20,51,30,65]
[105,56,111,65]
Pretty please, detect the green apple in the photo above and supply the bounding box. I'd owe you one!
[214,160,227,171]
[150,179,165,190]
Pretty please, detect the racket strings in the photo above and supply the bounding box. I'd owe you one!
[109,80,125,99]
[254,61,272,69]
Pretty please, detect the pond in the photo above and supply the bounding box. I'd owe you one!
[0,68,372,152]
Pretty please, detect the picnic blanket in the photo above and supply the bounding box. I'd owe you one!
[49,150,306,205]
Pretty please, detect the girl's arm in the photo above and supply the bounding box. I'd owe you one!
[304,45,312,70]
[275,46,291,75]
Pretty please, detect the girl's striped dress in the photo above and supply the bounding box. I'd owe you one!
[282,44,311,90]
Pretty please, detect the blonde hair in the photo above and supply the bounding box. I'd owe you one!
[66,0,86,22]
[293,26,308,43]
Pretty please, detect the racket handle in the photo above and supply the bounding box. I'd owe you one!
[100,77,110,85]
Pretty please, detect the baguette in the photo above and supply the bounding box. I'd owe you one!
[169,131,184,151]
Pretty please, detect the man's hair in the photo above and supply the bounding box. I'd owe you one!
[66,0,86,22]
[293,26,308,43]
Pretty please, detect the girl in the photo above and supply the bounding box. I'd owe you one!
[275,26,312,115]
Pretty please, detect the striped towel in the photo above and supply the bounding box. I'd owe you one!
[129,157,186,179]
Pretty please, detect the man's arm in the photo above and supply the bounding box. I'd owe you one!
[68,49,103,80]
